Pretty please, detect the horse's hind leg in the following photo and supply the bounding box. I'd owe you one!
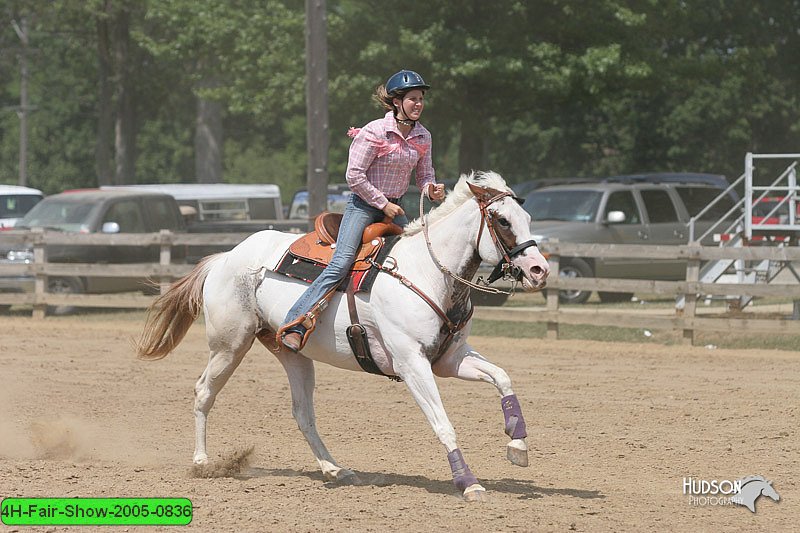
[433,343,530,467]
[193,328,255,465]
[272,350,358,483]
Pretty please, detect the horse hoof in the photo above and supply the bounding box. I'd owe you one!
[324,468,361,485]
[337,470,362,486]
[463,484,488,502]
[507,439,529,467]
[193,454,209,465]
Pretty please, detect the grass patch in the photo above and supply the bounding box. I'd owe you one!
[5,298,798,352]
[471,319,800,351]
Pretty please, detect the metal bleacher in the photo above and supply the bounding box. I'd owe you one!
[679,152,800,312]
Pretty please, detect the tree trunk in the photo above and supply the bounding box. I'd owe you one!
[195,94,223,183]
[95,3,113,186]
[113,5,135,185]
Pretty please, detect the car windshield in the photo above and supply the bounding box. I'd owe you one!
[18,200,97,232]
[524,190,603,222]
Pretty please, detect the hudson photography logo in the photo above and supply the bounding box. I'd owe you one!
[683,475,780,513]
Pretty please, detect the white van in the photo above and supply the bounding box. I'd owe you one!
[101,183,283,222]
[0,185,44,229]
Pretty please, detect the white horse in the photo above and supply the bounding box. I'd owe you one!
[137,171,550,501]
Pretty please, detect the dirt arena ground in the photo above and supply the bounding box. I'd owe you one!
[0,314,796,532]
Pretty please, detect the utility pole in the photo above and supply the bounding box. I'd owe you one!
[12,17,30,187]
[305,0,329,230]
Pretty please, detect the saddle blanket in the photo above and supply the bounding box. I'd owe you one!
[274,235,401,293]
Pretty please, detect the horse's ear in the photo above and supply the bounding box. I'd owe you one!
[467,182,494,202]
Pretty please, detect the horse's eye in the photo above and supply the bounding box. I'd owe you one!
[498,217,511,228]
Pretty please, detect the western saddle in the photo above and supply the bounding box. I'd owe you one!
[288,211,403,270]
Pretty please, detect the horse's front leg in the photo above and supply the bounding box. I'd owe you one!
[271,348,359,484]
[432,342,529,467]
[396,352,487,501]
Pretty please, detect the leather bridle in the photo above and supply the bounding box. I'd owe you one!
[368,184,540,360]
[472,188,539,285]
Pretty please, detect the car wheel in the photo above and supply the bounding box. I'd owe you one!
[598,291,634,303]
[558,258,593,304]
[47,277,84,316]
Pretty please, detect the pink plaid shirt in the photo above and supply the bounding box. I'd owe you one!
[345,111,436,209]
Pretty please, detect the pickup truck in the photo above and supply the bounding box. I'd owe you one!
[0,189,186,314]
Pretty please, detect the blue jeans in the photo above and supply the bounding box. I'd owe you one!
[283,194,407,327]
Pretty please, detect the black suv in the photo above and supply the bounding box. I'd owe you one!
[0,190,186,312]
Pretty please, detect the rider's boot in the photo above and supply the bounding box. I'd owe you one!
[278,290,336,352]
[281,324,306,352]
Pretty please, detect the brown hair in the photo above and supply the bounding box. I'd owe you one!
[372,84,396,112]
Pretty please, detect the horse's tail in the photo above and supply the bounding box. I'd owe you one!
[136,253,222,360]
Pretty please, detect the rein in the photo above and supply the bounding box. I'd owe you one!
[366,183,536,358]
[366,255,473,358]
[419,188,536,293]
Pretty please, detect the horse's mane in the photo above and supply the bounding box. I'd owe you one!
[403,170,512,237]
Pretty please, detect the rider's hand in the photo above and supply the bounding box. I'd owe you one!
[382,202,405,220]
[428,183,446,202]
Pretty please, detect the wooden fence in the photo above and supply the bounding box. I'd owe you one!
[0,230,798,344]
[475,241,800,344]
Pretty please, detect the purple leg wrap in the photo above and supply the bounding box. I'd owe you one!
[501,394,527,440]
[447,448,479,492]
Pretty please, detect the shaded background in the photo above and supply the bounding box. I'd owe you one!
[1,0,798,200]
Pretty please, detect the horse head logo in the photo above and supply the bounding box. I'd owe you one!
[730,476,780,513]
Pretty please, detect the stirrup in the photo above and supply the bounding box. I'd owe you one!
[277,318,315,352]
[276,292,334,351]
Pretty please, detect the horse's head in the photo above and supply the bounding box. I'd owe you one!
[461,172,550,291]
[762,480,780,502]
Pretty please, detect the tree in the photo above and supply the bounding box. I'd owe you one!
[1,0,798,196]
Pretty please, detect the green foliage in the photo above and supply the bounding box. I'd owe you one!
[0,2,97,192]
[0,0,798,194]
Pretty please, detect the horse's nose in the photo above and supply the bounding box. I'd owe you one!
[530,264,549,280]
[530,265,547,281]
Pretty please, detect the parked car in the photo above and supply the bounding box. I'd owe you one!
[102,183,284,222]
[746,196,800,244]
[522,176,737,303]
[0,190,186,314]
[287,184,354,219]
[101,183,310,261]
[752,196,798,225]
[0,185,44,229]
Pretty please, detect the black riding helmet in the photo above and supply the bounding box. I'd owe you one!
[385,70,430,96]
